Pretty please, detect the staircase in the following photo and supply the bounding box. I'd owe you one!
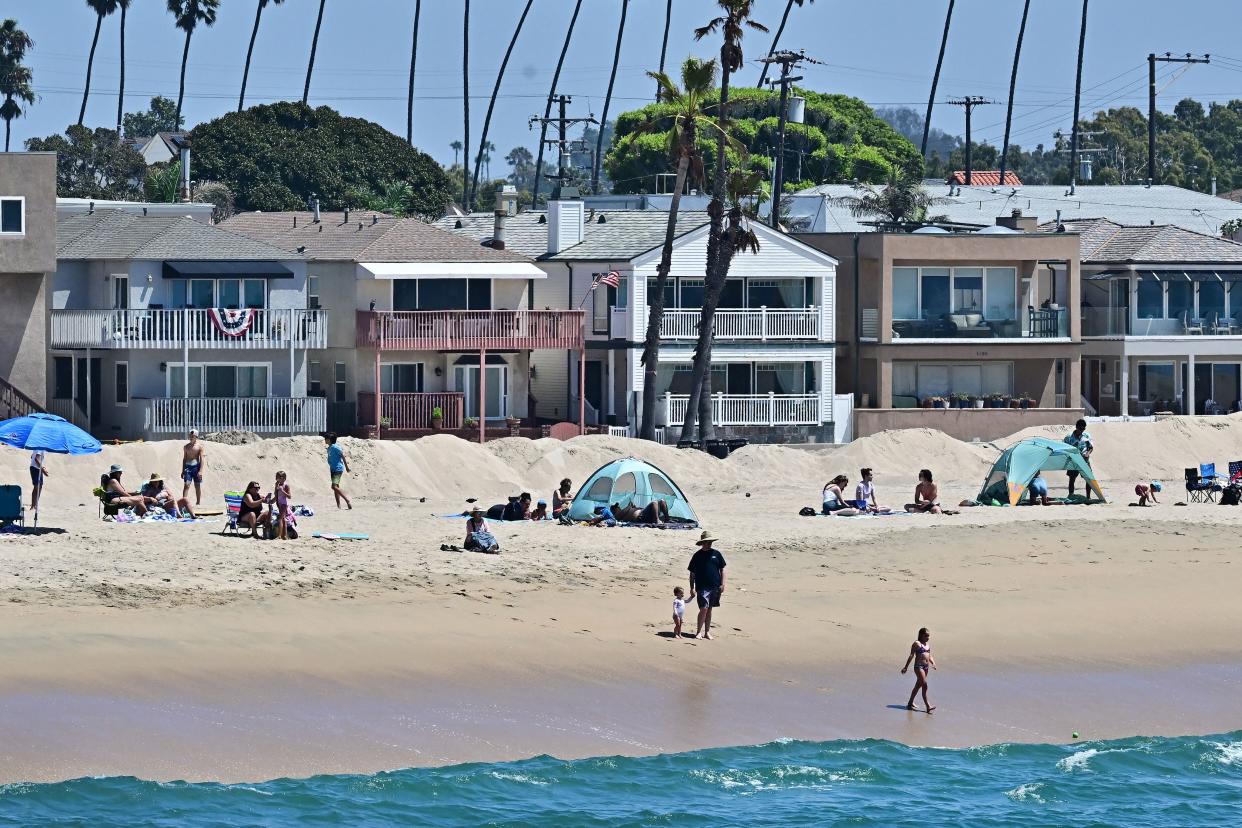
[0,376,45,421]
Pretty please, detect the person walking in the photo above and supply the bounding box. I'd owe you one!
[325,432,352,509]
[900,627,937,713]
[687,530,727,640]
[1064,418,1095,501]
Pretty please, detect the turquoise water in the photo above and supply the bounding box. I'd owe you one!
[3,733,1241,826]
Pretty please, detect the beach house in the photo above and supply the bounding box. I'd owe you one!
[221,201,582,439]
[48,209,323,439]
[437,192,844,443]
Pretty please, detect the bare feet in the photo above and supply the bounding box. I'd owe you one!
[906,704,917,711]
[926,706,936,714]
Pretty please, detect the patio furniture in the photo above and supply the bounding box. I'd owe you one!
[0,485,24,528]
[1181,310,1204,335]
[941,312,992,338]
[1185,466,1220,503]
[1213,314,1237,335]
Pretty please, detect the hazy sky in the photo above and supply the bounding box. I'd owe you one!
[6,0,1242,170]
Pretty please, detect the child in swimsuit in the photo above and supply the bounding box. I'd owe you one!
[900,627,936,713]
[273,471,291,541]
[672,586,686,639]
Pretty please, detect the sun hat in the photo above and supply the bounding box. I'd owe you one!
[537,499,547,506]
[109,464,124,474]
[696,530,718,545]
[148,472,163,483]
[470,505,484,514]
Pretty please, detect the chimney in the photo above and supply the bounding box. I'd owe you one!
[996,208,1038,232]
[492,184,518,250]
[344,207,351,224]
[547,188,584,255]
[178,140,192,203]
[310,194,321,223]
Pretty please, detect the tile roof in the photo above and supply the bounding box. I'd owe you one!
[56,210,296,261]
[220,211,531,263]
[948,171,1022,186]
[433,209,711,262]
[1040,217,1242,264]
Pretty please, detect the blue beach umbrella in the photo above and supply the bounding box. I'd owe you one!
[0,413,103,527]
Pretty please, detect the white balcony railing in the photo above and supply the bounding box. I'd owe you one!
[663,392,822,426]
[145,396,326,434]
[659,307,820,340]
[50,308,327,350]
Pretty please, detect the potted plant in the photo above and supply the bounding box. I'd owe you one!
[379,416,392,429]
[933,396,949,409]
[1019,393,1032,409]
[951,392,970,409]
[463,416,479,430]
[972,395,985,409]
[430,406,443,430]
[922,396,934,409]
[505,415,520,428]
[1009,396,1021,409]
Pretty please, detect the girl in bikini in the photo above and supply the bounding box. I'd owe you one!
[901,627,936,713]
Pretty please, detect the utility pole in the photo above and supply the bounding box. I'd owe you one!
[529,96,597,199]
[946,97,994,185]
[1148,52,1209,184]
[760,49,822,229]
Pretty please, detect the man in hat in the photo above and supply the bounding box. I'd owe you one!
[181,429,207,506]
[141,472,196,518]
[687,530,727,640]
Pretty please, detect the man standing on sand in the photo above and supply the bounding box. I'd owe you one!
[325,432,352,509]
[181,429,206,506]
[1064,418,1095,501]
[688,530,727,640]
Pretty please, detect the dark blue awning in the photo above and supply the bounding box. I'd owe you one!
[162,261,293,278]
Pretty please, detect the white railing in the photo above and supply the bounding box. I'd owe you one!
[663,392,822,426]
[50,308,327,350]
[48,398,89,429]
[145,396,326,434]
[659,307,820,340]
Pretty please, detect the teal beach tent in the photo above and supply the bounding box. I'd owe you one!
[978,437,1105,505]
[568,458,699,524]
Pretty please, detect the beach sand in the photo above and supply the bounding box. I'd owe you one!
[2,420,1242,782]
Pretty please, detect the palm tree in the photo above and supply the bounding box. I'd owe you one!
[303,0,326,105]
[481,140,495,181]
[756,0,812,88]
[830,169,950,228]
[680,0,766,444]
[450,140,462,166]
[470,0,534,208]
[0,19,35,152]
[591,0,629,194]
[167,0,220,125]
[998,0,1031,186]
[461,0,470,208]
[532,0,584,206]
[638,57,726,440]
[116,0,130,134]
[921,0,954,156]
[240,0,285,112]
[655,0,672,100]
[79,0,119,126]
[1068,0,1089,185]
[406,0,421,144]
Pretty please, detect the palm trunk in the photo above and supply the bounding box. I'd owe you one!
[1068,0,1089,185]
[470,0,533,208]
[532,0,584,206]
[655,0,672,101]
[406,0,421,144]
[998,0,1030,186]
[640,152,690,440]
[303,0,326,106]
[757,0,796,88]
[4,105,11,153]
[592,0,629,195]
[79,13,103,126]
[175,28,192,125]
[116,4,128,133]
[461,0,471,209]
[239,1,264,112]
[921,0,954,157]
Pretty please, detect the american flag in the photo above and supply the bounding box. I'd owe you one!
[594,270,621,289]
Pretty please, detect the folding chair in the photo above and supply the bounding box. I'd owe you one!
[1185,468,1214,503]
[0,485,24,529]
[1228,460,1242,484]
[220,491,243,536]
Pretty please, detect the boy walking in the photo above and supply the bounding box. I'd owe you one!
[325,432,352,509]
[687,530,727,640]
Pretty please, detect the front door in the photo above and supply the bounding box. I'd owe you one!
[585,360,604,419]
[456,365,508,420]
[75,357,102,428]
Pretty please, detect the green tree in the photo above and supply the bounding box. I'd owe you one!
[831,168,951,228]
[0,19,35,152]
[167,0,219,125]
[26,124,145,199]
[505,146,534,192]
[240,0,286,111]
[188,102,454,218]
[122,95,183,137]
[80,0,119,126]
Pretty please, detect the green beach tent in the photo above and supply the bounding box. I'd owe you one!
[568,458,699,525]
[978,437,1105,506]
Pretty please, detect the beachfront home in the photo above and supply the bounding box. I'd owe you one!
[437,193,844,443]
[221,202,582,437]
[0,152,57,418]
[48,209,323,439]
[1068,218,1242,416]
[804,214,1083,440]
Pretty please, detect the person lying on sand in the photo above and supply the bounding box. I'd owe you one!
[905,469,941,514]
[530,499,549,521]
[589,500,669,526]
[821,475,861,516]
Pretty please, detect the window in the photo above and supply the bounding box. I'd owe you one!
[896,266,1017,321]
[113,276,129,310]
[392,279,491,311]
[308,276,321,310]
[334,362,347,403]
[236,366,268,397]
[952,268,983,313]
[593,279,613,334]
[720,279,744,307]
[1137,280,1163,319]
[985,268,1017,320]
[1113,360,1120,403]
[1138,362,1175,401]
[244,280,265,309]
[53,357,73,399]
[613,472,638,499]
[892,268,919,319]
[170,364,267,398]
[920,268,951,319]
[309,360,322,396]
[584,476,613,501]
[393,280,419,311]
[1166,280,1193,321]
[381,363,423,393]
[190,280,215,309]
[218,279,241,309]
[679,279,705,308]
[169,365,204,398]
[893,361,1013,401]
[1230,283,1242,321]
[649,474,676,498]
[114,362,129,406]
[1199,281,1226,321]
[755,363,804,394]
[0,197,23,235]
[647,278,675,308]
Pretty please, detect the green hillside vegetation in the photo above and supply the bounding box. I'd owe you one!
[605,87,922,195]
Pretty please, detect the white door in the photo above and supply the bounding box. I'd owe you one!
[455,365,509,419]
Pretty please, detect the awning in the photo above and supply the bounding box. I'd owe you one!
[163,260,294,278]
[359,262,544,280]
[1085,269,1242,282]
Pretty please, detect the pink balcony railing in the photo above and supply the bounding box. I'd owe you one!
[358,392,465,430]
[357,310,585,351]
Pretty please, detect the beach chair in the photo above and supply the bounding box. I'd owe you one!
[1229,460,1242,484]
[220,491,244,536]
[1185,466,1221,503]
[0,485,24,529]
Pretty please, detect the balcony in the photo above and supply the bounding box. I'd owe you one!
[357,392,465,430]
[868,307,1069,340]
[50,308,327,350]
[659,307,821,341]
[145,396,326,434]
[1082,308,1242,338]
[357,310,584,351]
[664,392,822,426]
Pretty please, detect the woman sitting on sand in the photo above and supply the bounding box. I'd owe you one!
[821,475,861,516]
[552,479,574,518]
[464,505,499,552]
[905,469,942,514]
[101,465,152,516]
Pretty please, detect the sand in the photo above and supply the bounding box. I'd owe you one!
[2,417,1242,782]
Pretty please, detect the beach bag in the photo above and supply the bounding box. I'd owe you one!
[799,506,817,516]
[1220,485,1241,506]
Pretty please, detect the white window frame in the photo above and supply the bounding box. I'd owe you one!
[0,196,25,236]
[308,360,322,396]
[177,277,268,309]
[165,361,273,398]
[113,275,130,309]
[307,275,321,310]
[334,361,347,404]
[115,361,129,406]
[892,266,1018,321]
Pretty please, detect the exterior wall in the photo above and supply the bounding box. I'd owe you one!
[355,349,531,419]
[0,153,56,406]
[530,263,572,420]
[855,408,1083,442]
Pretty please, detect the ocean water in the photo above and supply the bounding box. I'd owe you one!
[3,732,1241,827]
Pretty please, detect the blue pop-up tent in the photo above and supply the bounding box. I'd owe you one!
[568,457,698,524]
[978,437,1104,505]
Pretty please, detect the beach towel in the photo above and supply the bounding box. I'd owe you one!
[311,532,369,541]
[818,511,912,519]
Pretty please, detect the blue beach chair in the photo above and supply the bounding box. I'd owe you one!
[0,485,24,528]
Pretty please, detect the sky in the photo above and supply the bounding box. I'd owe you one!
[5,0,1242,175]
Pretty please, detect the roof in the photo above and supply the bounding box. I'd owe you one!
[433,209,712,262]
[948,171,1022,187]
[1040,218,1242,265]
[56,210,297,261]
[220,211,532,264]
[791,183,1242,235]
